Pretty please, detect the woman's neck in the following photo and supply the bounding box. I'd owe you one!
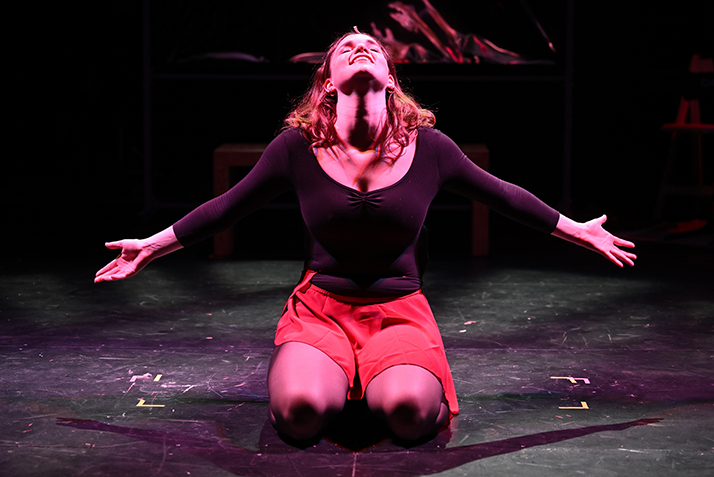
[334,91,388,151]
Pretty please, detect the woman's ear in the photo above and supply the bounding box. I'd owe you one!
[387,75,395,91]
[324,79,336,94]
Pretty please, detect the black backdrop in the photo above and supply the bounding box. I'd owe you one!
[5,1,712,261]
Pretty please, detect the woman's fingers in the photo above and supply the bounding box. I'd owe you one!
[607,246,637,268]
[612,235,636,266]
[588,218,637,268]
[95,262,116,278]
[96,243,133,282]
[96,241,125,280]
[613,236,635,249]
[622,251,637,266]
[605,251,624,268]
[95,261,135,282]
[95,261,122,282]
[594,214,608,226]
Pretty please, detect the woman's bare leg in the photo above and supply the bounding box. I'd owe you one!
[268,342,349,441]
[365,365,449,441]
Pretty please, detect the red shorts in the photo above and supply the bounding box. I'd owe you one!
[274,272,459,416]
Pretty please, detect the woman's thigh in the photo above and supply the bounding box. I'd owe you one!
[365,365,443,409]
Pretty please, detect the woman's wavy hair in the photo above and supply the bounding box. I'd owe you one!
[284,31,435,150]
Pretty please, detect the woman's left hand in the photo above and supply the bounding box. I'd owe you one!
[553,214,637,267]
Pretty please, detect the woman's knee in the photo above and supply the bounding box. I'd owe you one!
[365,365,447,440]
[267,342,349,440]
[370,395,446,441]
[269,389,341,440]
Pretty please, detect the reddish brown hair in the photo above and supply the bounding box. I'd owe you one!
[284,32,435,150]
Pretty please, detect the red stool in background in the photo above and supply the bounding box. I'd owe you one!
[655,54,714,220]
[212,143,490,258]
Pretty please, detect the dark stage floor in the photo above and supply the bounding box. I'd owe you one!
[1,227,712,476]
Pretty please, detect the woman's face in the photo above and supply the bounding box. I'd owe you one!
[326,33,394,94]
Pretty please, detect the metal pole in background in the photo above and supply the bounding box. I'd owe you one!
[142,0,153,215]
[561,0,574,216]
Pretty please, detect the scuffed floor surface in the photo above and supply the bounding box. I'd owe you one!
[1,241,712,476]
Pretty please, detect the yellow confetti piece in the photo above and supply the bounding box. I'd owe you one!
[559,401,589,410]
[551,376,591,384]
[136,398,165,408]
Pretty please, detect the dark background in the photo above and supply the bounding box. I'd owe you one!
[5,1,712,263]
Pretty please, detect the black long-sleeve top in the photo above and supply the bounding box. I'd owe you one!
[174,127,560,296]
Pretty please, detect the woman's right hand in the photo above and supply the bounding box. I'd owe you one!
[94,227,183,283]
[95,239,155,283]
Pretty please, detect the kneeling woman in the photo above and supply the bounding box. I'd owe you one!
[95,31,636,442]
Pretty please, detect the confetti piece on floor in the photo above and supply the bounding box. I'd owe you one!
[559,401,589,410]
[137,398,165,408]
[551,376,591,384]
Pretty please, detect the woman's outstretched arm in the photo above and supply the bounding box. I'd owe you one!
[95,226,183,283]
[551,214,636,267]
